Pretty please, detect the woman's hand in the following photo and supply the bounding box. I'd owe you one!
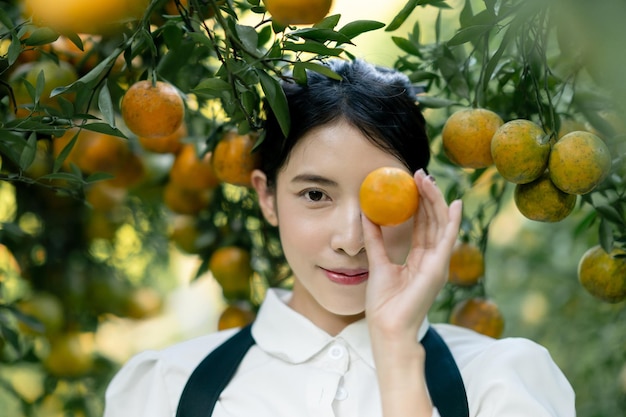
[363,168,463,341]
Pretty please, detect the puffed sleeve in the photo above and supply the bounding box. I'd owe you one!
[103,351,176,417]
[464,337,575,416]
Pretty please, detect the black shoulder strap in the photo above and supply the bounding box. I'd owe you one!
[176,324,469,417]
[422,327,470,417]
[176,324,254,417]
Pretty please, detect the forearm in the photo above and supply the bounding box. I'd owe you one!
[371,328,434,417]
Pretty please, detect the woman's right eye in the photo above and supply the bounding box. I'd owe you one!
[302,189,328,202]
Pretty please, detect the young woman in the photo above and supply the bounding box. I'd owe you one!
[104,59,575,417]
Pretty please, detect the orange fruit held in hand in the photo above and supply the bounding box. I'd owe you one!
[138,122,187,154]
[514,172,577,222]
[359,167,419,227]
[121,80,184,139]
[211,131,261,187]
[491,119,551,184]
[23,0,148,35]
[218,303,255,331]
[548,131,612,195]
[441,108,503,169]
[448,241,485,286]
[578,245,626,303]
[263,0,333,25]
[449,297,505,339]
[209,246,253,299]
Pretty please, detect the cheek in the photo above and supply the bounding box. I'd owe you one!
[382,222,413,264]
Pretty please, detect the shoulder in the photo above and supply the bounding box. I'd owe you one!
[103,328,241,417]
[432,323,575,416]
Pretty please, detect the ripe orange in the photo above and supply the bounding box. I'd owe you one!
[23,0,148,35]
[106,152,147,189]
[163,180,213,215]
[43,331,95,378]
[211,131,261,187]
[9,60,78,117]
[121,80,184,139]
[359,167,419,227]
[548,131,612,195]
[169,214,205,254]
[170,144,220,191]
[449,297,504,338]
[491,119,551,184]
[448,241,485,286]
[76,131,131,174]
[514,172,577,222]
[209,246,253,299]
[218,303,255,331]
[441,108,503,169]
[138,122,187,154]
[85,182,127,212]
[578,245,626,303]
[263,0,333,25]
[48,34,100,73]
[124,287,163,320]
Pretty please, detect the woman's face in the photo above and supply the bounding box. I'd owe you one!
[252,119,415,334]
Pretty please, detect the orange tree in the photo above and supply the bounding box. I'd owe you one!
[0,0,624,415]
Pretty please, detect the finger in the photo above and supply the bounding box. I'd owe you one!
[413,171,448,248]
[361,213,391,268]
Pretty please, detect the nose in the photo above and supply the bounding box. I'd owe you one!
[330,200,365,257]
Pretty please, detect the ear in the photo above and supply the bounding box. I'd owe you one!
[251,169,278,227]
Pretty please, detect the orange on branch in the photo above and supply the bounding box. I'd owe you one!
[169,214,206,254]
[441,108,503,169]
[359,167,419,227]
[491,119,551,184]
[450,297,505,339]
[170,144,221,191]
[548,131,612,195]
[23,0,149,35]
[578,245,626,303]
[448,241,485,286]
[163,180,213,215]
[138,122,187,154]
[209,246,253,299]
[263,0,333,25]
[514,172,577,222]
[43,331,95,378]
[211,131,261,187]
[121,80,184,139]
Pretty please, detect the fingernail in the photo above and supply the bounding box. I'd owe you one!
[416,168,427,177]
[426,174,436,184]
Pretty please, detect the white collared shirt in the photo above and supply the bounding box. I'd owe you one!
[103,289,575,417]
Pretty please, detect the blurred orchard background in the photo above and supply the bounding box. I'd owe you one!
[0,0,625,416]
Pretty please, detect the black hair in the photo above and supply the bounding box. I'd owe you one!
[260,59,430,187]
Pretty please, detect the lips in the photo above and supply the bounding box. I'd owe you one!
[321,267,369,285]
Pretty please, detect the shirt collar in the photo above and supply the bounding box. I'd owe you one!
[251,288,431,368]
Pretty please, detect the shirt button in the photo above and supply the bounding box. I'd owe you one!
[335,386,349,401]
[328,345,345,360]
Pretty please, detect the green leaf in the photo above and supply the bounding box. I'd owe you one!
[34,70,45,102]
[0,7,15,29]
[313,14,341,29]
[392,36,421,56]
[599,217,614,254]
[386,0,419,32]
[258,71,290,137]
[98,82,116,127]
[8,35,21,66]
[337,20,386,41]
[459,0,474,28]
[85,172,115,183]
[23,27,59,46]
[282,41,344,56]
[66,32,84,50]
[596,204,625,226]
[447,25,492,46]
[294,62,342,80]
[289,28,353,44]
[19,132,38,171]
[50,49,120,96]
[53,130,79,173]
[235,24,259,52]
[193,78,231,98]
[81,123,126,138]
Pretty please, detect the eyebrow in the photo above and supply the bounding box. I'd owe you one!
[290,173,338,187]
